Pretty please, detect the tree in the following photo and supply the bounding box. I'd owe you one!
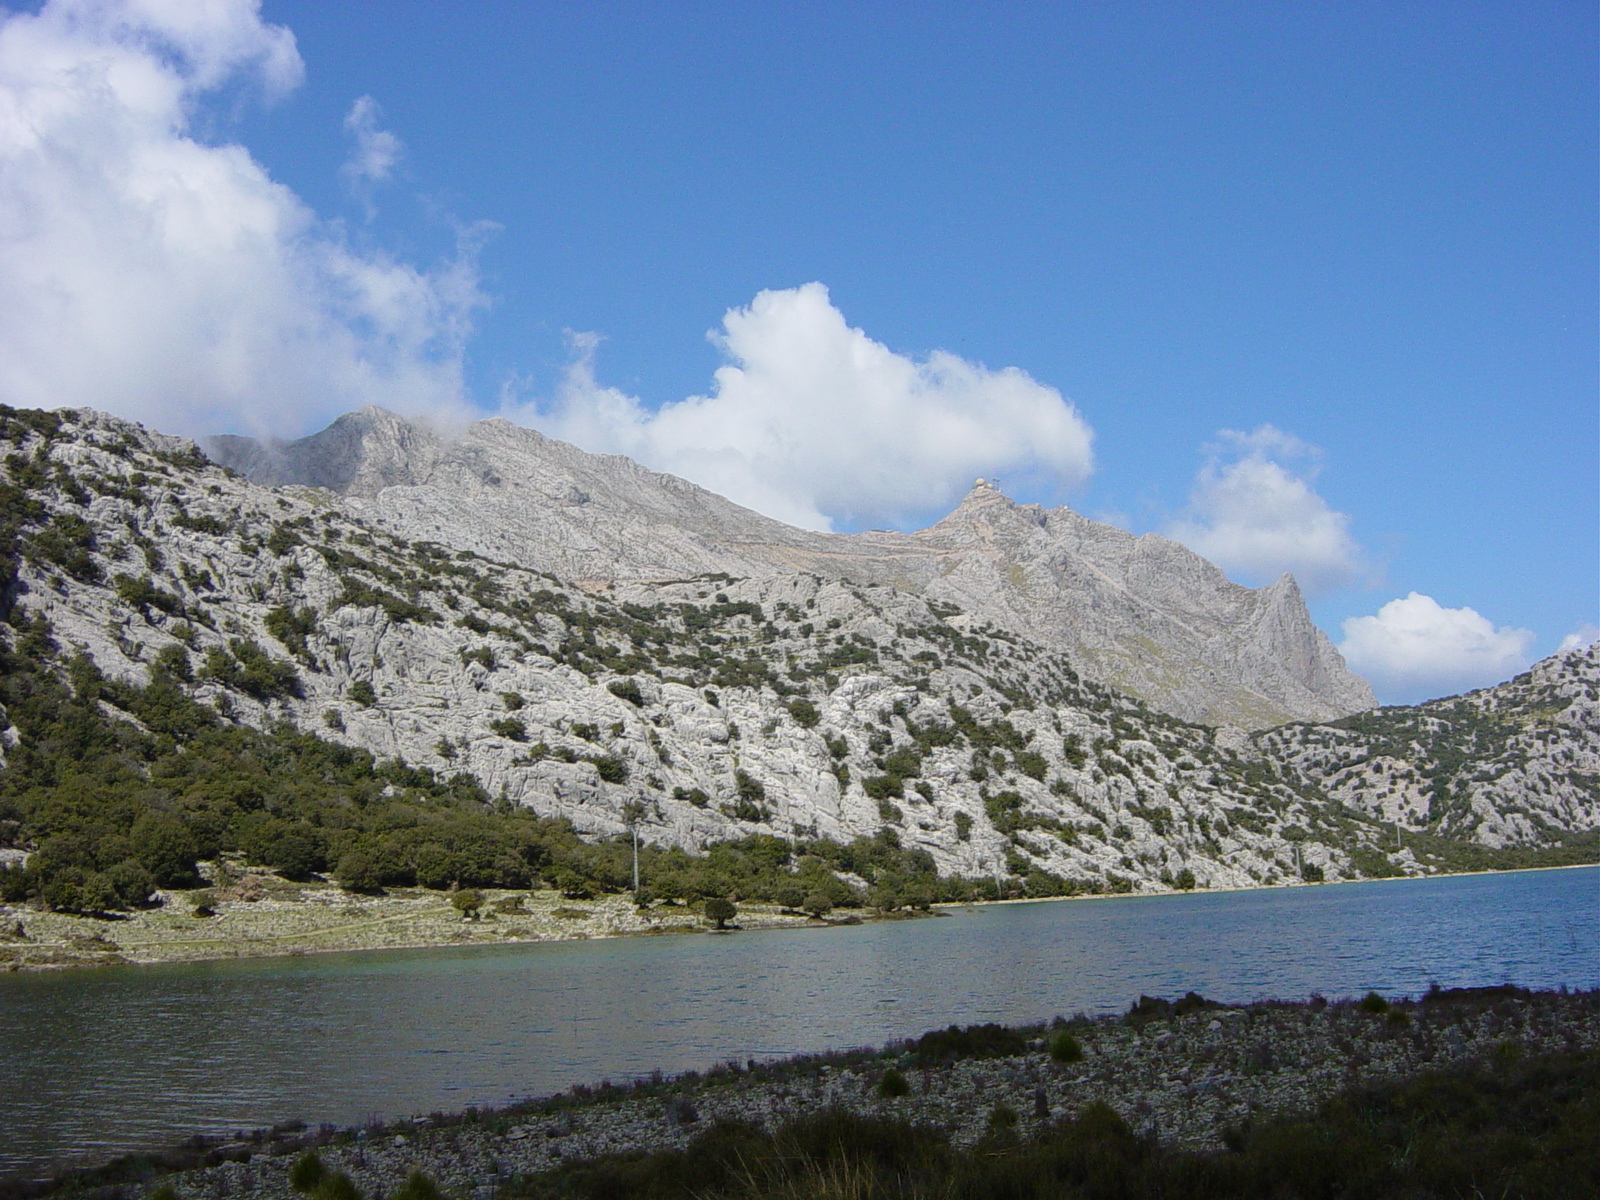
[703,896,736,930]
[334,850,385,894]
[621,799,647,894]
[451,888,484,919]
[803,892,834,919]
[129,812,200,887]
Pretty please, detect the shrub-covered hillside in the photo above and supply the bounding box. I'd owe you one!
[0,403,1595,914]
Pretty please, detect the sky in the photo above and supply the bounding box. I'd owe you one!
[0,0,1594,705]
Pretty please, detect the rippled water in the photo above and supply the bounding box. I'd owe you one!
[2,866,1595,1178]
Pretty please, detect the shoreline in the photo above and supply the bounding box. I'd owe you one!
[2,860,1594,976]
[9,985,1596,1193]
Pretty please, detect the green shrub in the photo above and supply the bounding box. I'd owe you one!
[788,698,820,728]
[288,1151,325,1193]
[878,1068,910,1098]
[803,892,834,919]
[489,717,528,742]
[347,680,376,707]
[911,1023,1028,1066]
[589,754,628,783]
[201,639,302,701]
[607,677,645,707]
[264,605,317,658]
[1049,1030,1084,1063]
[882,746,922,778]
[311,1172,361,1200]
[863,774,903,800]
[389,1172,442,1200]
[1014,750,1048,781]
[1359,991,1390,1014]
[452,888,485,919]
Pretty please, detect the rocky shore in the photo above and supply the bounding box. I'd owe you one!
[25,987,1598,1199]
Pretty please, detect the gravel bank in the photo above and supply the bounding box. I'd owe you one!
[44,987,1598,1200]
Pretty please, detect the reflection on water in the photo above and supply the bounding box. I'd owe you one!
[2,866,1595,1177]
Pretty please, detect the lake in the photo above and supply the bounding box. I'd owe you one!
[2,866,1596,1179]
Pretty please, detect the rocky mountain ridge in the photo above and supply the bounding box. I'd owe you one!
[209,407,1374,728]
[1,405,1594,902]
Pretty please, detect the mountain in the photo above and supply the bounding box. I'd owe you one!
[1257,647,1600,850]
[0,404,1593,915]
[208,407,1375,728]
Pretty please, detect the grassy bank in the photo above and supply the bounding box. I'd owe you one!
[0,879,847,971]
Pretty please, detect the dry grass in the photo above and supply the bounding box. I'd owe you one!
[0,874,816,971]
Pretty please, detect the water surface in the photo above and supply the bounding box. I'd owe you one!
[2,866,1595,1178]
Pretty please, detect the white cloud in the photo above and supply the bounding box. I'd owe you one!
[1163,425,1364,594]
[0,0,482,439]
[1339,592,1535,703]
[340,94,401,193]
[1558,624,1599,653]
[511,282,1096,531]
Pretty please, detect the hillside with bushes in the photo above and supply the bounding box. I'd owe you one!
[0,404,1594,916]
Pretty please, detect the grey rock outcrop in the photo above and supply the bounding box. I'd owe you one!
[208,408,1373,728]
[1257,642,1600,848]
[5,407,1589,896]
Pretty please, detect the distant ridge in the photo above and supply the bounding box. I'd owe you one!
[210,407,1375,728]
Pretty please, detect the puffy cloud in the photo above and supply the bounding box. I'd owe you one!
[514,283,1095,531]
[1163,425,1365,595]
[340,94,401,193]
[1338,592,1535,703]
[1558,624,1599,653]
[0,0,482,439]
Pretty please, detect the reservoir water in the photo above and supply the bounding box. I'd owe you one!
[2,866,1596,1178]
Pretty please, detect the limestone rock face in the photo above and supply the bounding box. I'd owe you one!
[2,407,1592,894]
[1257,642,1600,848]
[209,409,1374,728]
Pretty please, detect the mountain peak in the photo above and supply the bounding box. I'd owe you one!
[206,407,1374,727]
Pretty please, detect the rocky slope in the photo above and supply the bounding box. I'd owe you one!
[209,407,1374,728]
[1256,645,1600,848]
[1,405,1594,899]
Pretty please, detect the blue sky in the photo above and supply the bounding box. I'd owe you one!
[0,0,1594,703]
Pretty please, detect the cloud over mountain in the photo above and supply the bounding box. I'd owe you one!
[515,283,1096,532]
[1164,425,1364,595]
[1339,592,1535,704]
[0,0,482,438]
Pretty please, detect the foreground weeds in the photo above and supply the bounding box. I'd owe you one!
[513,1050,1599,1200]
